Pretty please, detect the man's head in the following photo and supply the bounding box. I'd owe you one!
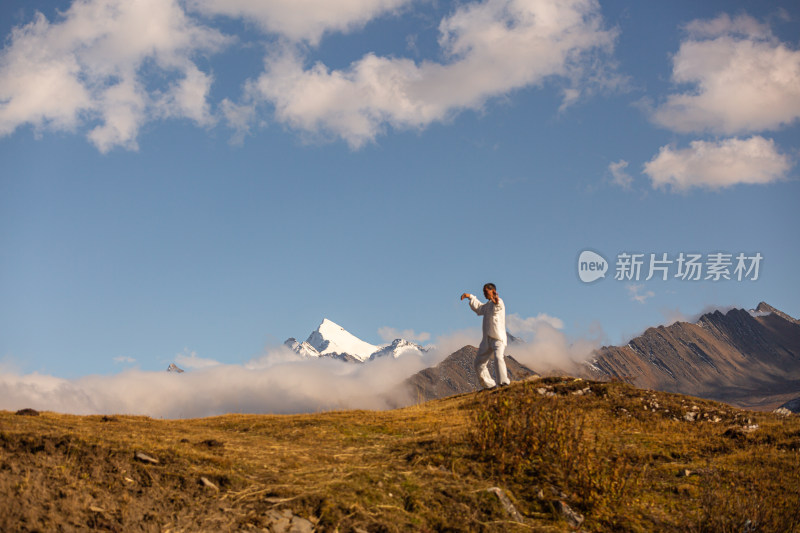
[483,283,498,301]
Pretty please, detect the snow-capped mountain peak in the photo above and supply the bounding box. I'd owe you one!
[306,318,380,362]
[369,339,422,360]
[284,318,426,363]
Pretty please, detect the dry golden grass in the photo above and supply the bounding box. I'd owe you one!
[1,378,799,532]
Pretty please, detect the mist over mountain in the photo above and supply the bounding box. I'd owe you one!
[262,307,800,412]
[4,303,797,418]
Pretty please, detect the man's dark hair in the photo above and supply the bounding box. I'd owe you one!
[483,283,497,292]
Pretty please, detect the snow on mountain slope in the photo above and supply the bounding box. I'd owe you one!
[284,319,426,363]
[306,319,380,362]
[283,338,322,358]
[369,339,424,360]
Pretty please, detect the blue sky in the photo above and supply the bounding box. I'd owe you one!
[1,0,799,392]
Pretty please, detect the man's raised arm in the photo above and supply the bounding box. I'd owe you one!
[460,293,485,314]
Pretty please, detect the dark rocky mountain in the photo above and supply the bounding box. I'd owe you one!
[586,302,800,411]
[404,345,538,402]
[755,301,800,325]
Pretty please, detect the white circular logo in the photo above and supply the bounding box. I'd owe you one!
[578,250,608,283]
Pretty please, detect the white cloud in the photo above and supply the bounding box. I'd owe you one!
[424,328,482,363]
[0,0,229,152]
[189,0,414,45]
[643,136,791,192]
[0,335,474,417]
[1,0,619,150]
[608,159,633,189]
[506,312,564,334]
[378,326,431,343]
[236,0,617,147]
[156,65,216,124]
[174,349,221,369]
[113,356,136,364]
[506,317,605,375]
[682,13,772,40]
[0,322,610,417]
[651,14,800,134]
[497,312,606,375]
[220,97,260,144]
[627,283,654,304]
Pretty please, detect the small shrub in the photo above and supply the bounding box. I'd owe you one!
[469,384,641,517]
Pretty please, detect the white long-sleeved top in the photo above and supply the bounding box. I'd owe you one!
[467,295,507,344]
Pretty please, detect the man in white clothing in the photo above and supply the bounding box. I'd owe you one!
[460,283,510,389]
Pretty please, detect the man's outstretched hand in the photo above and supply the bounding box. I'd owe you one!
[460,293,471,301]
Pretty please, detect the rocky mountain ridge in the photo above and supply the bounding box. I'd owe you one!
[587,301,800,410]
[402,345,537,403]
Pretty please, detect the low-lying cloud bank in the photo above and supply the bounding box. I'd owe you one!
[505,313,605,376]
[0,339,456,418]
[0,315,605,418]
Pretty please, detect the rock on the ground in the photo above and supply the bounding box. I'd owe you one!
[486,487,524,522]
[265,509,314,533]
[199,476,218,491]
[555,500,584,528]
[133,451,159,465]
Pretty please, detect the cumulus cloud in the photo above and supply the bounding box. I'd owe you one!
[377,326,431,343]
[235,0,617,147]
[608,159,633,189]
[507,317,605,375]
[189,0,413,45]
[650,14,800,135]
[1,0,619,149]
[0,0,229,152]
[507,312,564,333]
[220,97,261,144]
[627,283,654,304]
[643,136,791,192]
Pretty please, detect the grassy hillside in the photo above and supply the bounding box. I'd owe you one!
[1,378,799,532]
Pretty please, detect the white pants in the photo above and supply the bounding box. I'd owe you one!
[475,337,509,389]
